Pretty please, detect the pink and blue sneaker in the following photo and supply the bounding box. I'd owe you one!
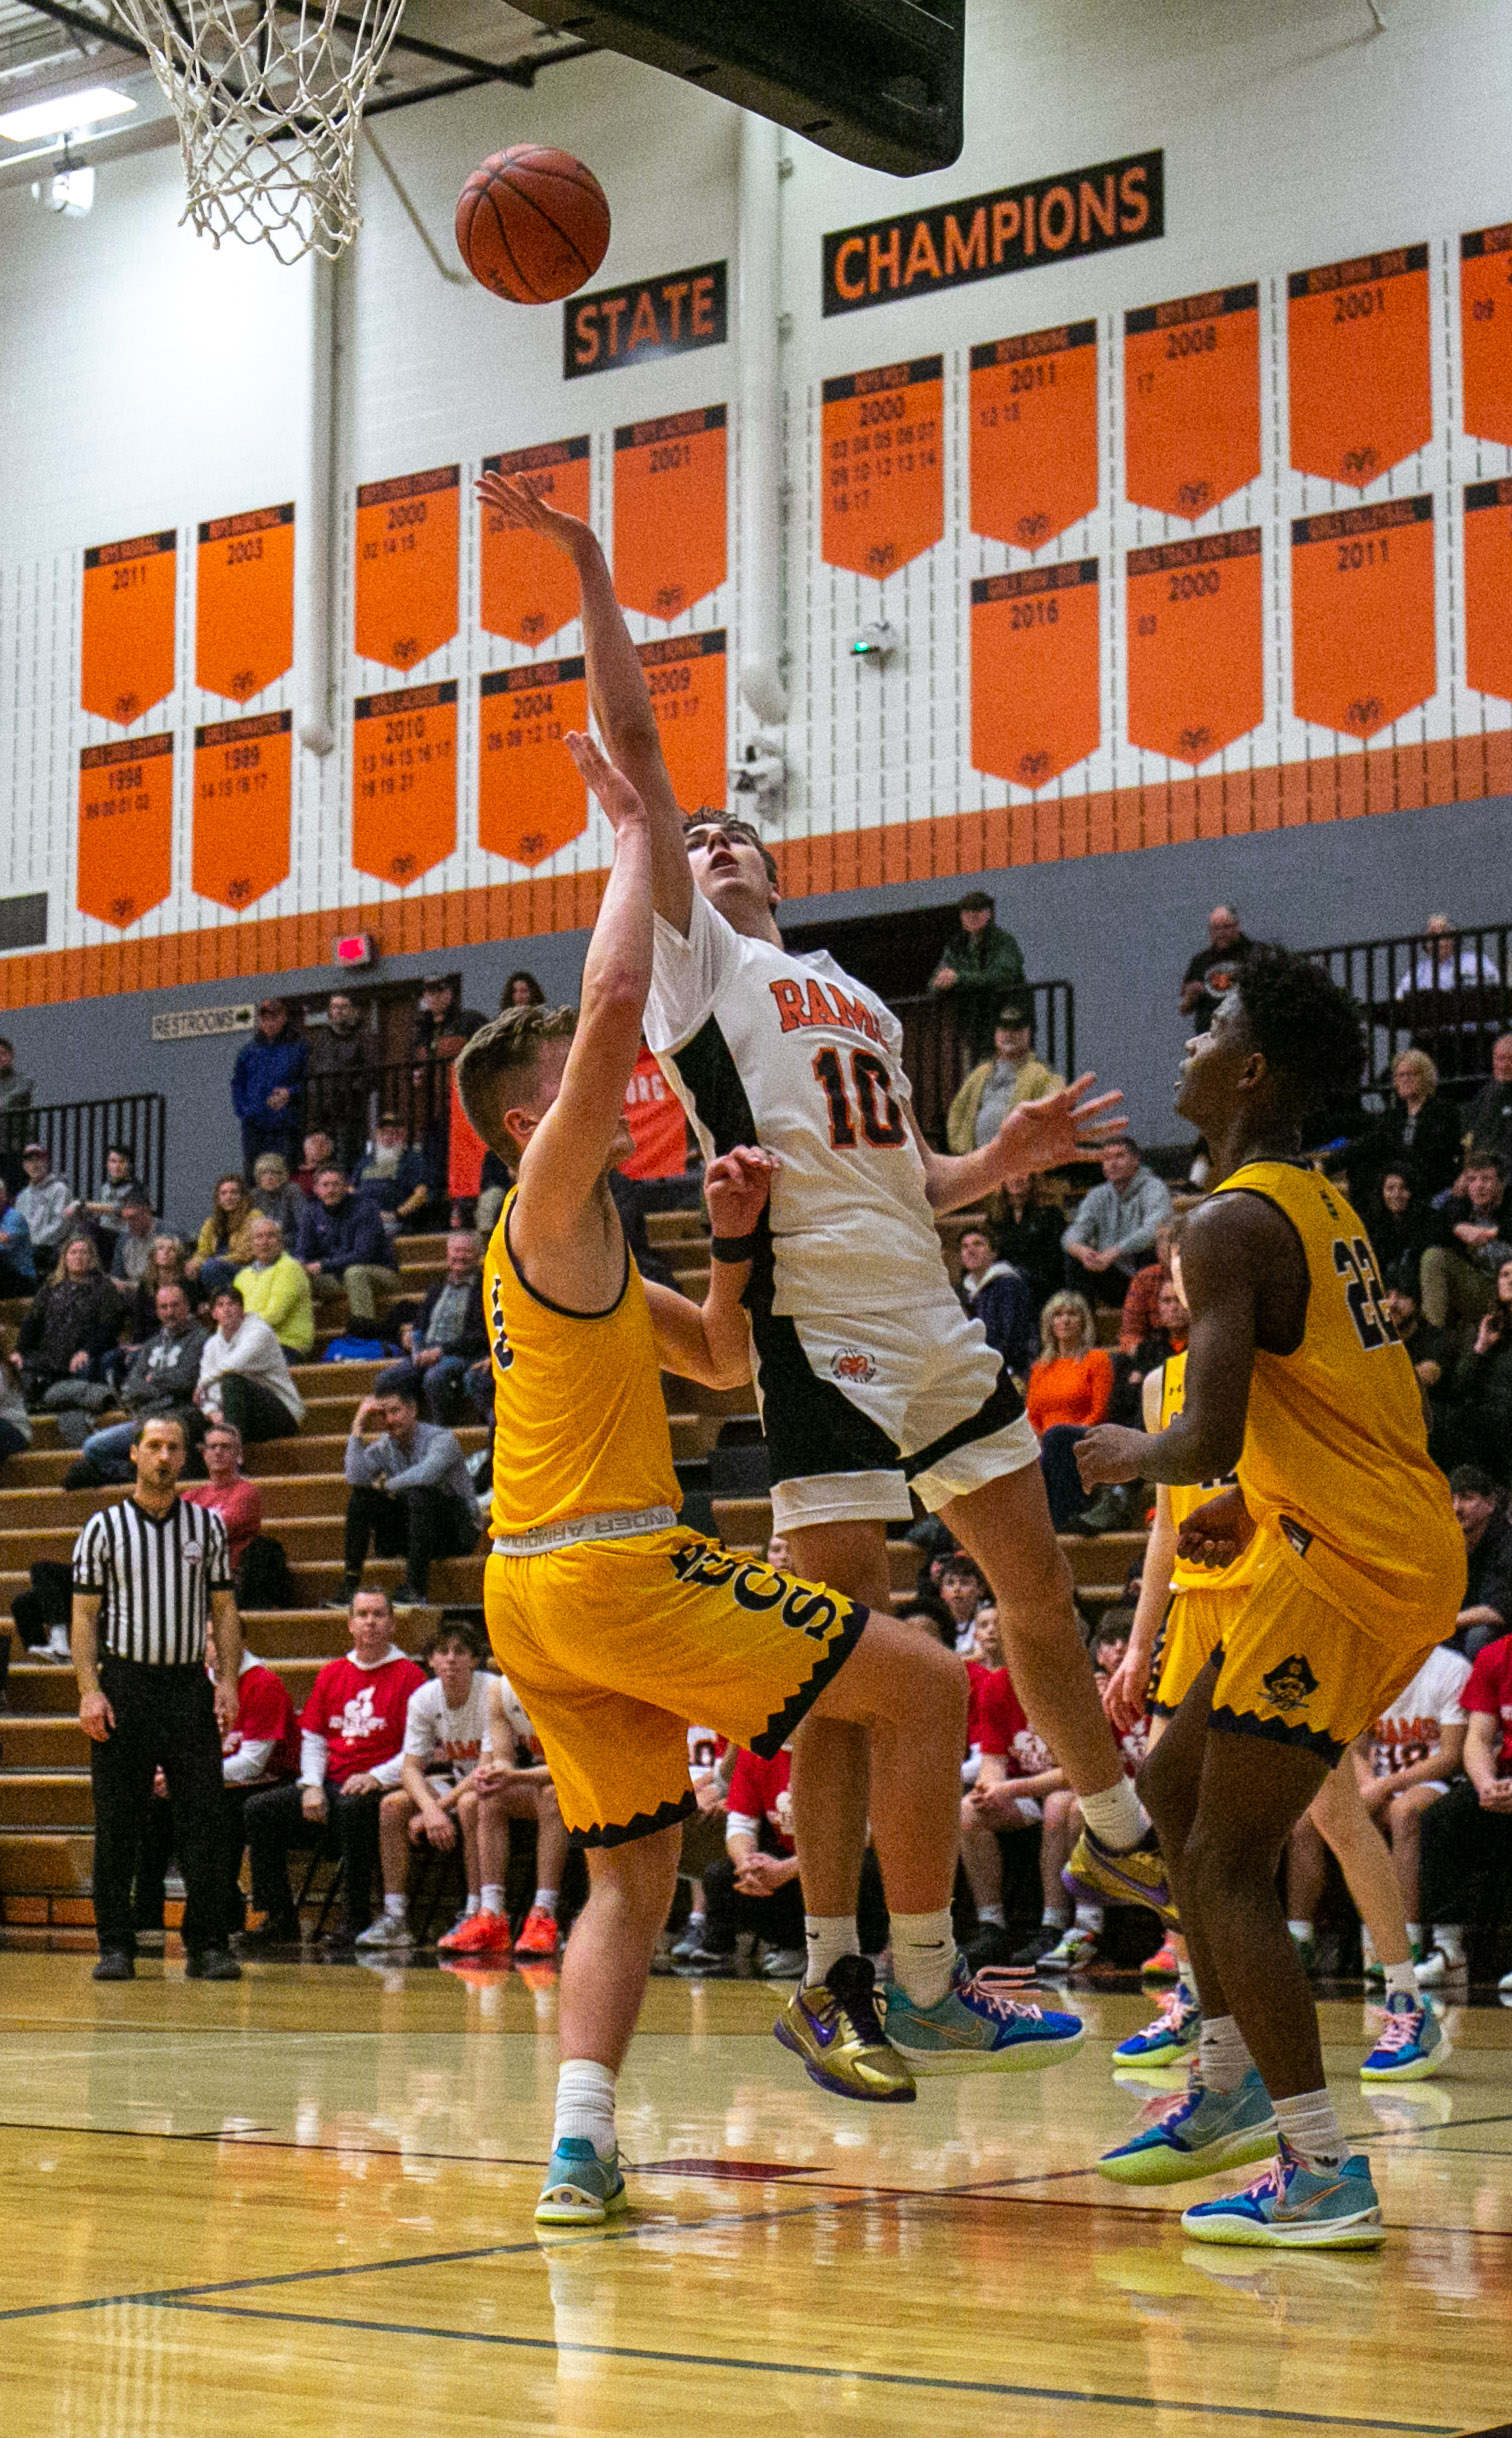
[1098,2065,1276,2185]
[1114,1985,1202,2069]
[881,1956,1084,2075]
[1181,2138,1385,2248]
[1359,1990,1447,2082]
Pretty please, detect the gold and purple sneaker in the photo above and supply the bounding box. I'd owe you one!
[1065,1827,1178,1927]
[773,1953,916,2102]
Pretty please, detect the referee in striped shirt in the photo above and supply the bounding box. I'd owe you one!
[73,1413,245,1983]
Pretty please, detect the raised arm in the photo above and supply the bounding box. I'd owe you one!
[910,1073,1125,1214]
[475,471,694,932]
[642,1148,776,1388]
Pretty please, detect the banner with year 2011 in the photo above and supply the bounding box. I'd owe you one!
[969,323,1098,551]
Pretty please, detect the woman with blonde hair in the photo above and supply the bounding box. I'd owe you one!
[187,1173,258,1300]
[1026,1290,1114,1531]
[1348,1045,1462,1206]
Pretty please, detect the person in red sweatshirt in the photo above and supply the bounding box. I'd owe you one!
[240,1585,424,1947]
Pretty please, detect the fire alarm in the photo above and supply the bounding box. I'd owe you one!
[333,932,376,969]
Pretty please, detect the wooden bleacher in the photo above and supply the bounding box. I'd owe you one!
[0,1208,1148,1945]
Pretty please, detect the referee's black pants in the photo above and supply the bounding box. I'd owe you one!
[343,1482,478,1596]
[92,1659,228,1958]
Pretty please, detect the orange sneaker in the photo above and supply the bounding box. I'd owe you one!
[1142,1935,1182,1981]
[514,1905,560,1959]
[438,1910,512,1957]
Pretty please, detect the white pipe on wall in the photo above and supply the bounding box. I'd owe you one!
[298,247,337,757]
[736,111,788,730]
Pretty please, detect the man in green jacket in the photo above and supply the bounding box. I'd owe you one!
[235,1215,315,1359]
[929,890,1027,1064]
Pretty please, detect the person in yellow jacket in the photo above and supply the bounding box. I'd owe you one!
[945,1000,1065,1155]
[234,1213,315,1358]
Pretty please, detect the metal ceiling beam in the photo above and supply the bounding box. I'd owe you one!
[11,0,149,61]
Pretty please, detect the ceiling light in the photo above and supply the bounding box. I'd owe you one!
[0,88,137,143]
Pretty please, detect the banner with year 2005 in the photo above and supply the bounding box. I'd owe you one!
[822,357,943,578]
[351,682,457,886]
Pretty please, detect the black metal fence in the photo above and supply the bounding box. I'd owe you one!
[895,981,1077,1148]
[303,1058,454,1162]
[1308,922,1509,1097]
[0,1093,168,1214]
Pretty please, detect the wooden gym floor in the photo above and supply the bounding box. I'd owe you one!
[0,1954,1507,2437]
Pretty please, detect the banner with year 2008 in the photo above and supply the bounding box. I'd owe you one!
[352,682,457,887]
[1124,284,1260,520]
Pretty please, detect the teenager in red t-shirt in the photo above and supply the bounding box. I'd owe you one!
[1417,1632,1512,1989]
[240,1588,425,1946]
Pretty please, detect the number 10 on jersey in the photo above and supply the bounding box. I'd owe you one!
[813,1046,906,1148]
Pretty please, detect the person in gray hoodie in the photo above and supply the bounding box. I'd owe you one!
[1062,1140,1174,1306]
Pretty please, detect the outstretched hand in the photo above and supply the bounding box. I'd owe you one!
[475,468,596,559]
[564,731,647,833]
[704,1145,778,1241]
[993,1073,1126,1180]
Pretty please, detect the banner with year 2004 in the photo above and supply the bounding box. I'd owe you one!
[478,658,589,868]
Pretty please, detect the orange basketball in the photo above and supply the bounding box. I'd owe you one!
[455,144,610,304]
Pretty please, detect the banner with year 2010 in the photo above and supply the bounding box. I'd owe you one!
[351,682,457,886]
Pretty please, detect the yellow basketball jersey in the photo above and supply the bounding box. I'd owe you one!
[483,1188,681,1538]
[1161,1352,1267,1596]
[1212,1160,1463,1615]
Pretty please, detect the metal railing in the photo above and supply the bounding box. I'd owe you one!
[894,981,1077,1148]
[303,1056,454,1161]
[0,1093,168,1214]
[1307,922,1509,1097]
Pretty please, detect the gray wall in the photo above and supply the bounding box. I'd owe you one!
[9,789,1509,1228]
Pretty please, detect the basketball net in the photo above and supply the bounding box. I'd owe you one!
[112,0,407,261]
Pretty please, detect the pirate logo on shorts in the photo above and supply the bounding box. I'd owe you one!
[1261,1654,1320,1715]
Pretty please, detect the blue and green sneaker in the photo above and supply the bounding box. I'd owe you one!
[1359,1990,1447,2082]
[881,1956,1084,2075]
[1098,2064,1277,2186]
[535,2137,628,2227]
[1113,1985,1202,2069]
[1181,2138,1385,2247]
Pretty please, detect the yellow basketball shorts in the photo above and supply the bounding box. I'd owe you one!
[1150,1585,1243,1718]
[483,1527,866,1847]
[1208,1555,1453,1767]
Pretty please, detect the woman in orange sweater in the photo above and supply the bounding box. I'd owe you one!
[1027,1291,1113,1531]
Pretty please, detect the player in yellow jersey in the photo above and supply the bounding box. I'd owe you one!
[455,730,1082,2229]
[1076,946,1464,2247]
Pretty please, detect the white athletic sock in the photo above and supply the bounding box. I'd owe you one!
[1406,1921,1422,1947]
[1384,1959,1420,2000]
[554,2059,617,2163]
[1079,1777,1143,1852]
[890,1909,956,2010]
[1272,2087,1347,2174]
[1435,1927,1465,1965]
[1287,1918,1313,1945]
[480,1885,504,1917]
[1073,1902,1104,1934]
[1360,1926,1378,1965]
[533,1887,559,1917]
[384,1893,407,1921]
[1197,2013,1253,2094]
[804,1914,859,1990]
[1042,1902,1071,1930]
[462,1893,481,1918]
[976,1903,1006,1930]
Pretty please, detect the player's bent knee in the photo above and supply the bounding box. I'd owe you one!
[815,1614,967,1731]
[379,1790,409,1819]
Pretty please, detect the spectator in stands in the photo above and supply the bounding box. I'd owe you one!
[1348,1050,1464,1209]
[1027,1290,1113,1531]
[946,1000,1064,1155]
[1063,1140,1174,1305]
[182,1419,292,1614]
[119,1235,195,1351]
[15,1142,77,1276]
[1367,1170,1432,1290]
[64,1283,208,1479]
[83,1145,143,1259]
[187,1173,259,1303]
[0,1178,35,1297]
[240,1584,425,1946]
[894,1591,955,1646]
[14,1232,122,1411]
[678,1742,805,1977]
[359,1616,494,1953]
[235,1214,315,1360]
[956,1224,1035,1376]
[1448,1465,1512,1659]
[249,1152,307,1245]
[1420,1153,1511,1338]
[353,1112,431,1238]
[447,1664,567,1960]
[1433,1263,1512,1476]
[1415,1625,1512,1988]
[1355,1641,1469,1977]
[0,1355,32,1470]
[959,1601,1070,1968]
[991,1173,1064,1316]
[1179,903,1254,1033]
[1466,1032,1512,1167]
[928,890,1028,1065]
[294,1130,337,1197]
[305,991,371,1174]
[413,975,460,1060]
[1117,1221,1176,1356]
[232,998,306,1171]
[501,970,546,1009]
[1383,1263,1453,1441]
[109,1194,158,1297]
[398,1232,487,1425]
[338,1363,482,1610]
[1394,914,1504,1079]
[937,1552,988,1653]
[196,1285,305,1445]
[0,1036,33,1119]
[134,1644,299,1944]
[296,1164,396,1326]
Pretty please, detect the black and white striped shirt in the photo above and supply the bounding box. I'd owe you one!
[72,1498,233,1667]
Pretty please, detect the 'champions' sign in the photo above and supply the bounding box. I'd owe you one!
[822,148,1163,317]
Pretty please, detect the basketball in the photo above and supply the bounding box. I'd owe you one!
[455,144,610,304]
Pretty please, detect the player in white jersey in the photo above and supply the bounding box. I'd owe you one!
[476,472,1166,2026]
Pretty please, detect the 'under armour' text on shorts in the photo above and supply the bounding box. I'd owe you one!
[749,1291,1040,1532]
[483,1528,865,1846]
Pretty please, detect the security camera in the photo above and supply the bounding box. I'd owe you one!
[728,742,785,807]
[850,621,899,661]
[33,164,94,217]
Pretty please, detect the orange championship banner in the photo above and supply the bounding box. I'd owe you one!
[354,466,459,673]
[969,322,1097,550]
[1126,529,1263,764]
[621,1044,689,1179]
[1464,478,1512,703]
[192,710,292,910]
[1461,225,1512,447]
[479,658,589,869]
[352,681,457,887]
[970,560,1100,789]
[480,437,591,647]
[823,357,943,579]
[636,630,726,810]
[196,503,294,703]
[1288,246,1431,487]
[613,408,727,621]
[1124,284,1260,519]
[81,529,176,726]
[77,733,174,930]
[1291,497,1435,739]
